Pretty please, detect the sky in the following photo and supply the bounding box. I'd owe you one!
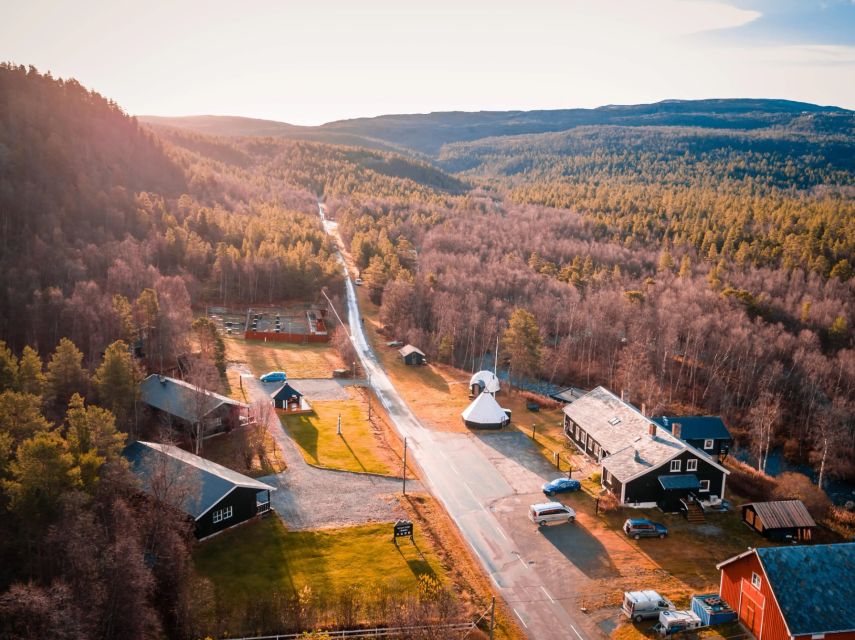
[2,0,854,125]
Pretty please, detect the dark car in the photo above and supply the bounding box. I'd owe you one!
[541,478,582,497]
[623,518,668,539]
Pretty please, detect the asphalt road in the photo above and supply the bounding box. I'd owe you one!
[319,204,605,640]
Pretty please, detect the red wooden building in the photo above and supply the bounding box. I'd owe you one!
[717,543,855,640]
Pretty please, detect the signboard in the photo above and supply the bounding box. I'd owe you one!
[393,520,413,544]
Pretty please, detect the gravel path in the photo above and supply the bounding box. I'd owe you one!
[240,370,421,530]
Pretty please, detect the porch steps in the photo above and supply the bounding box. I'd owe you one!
[685,501,706,523]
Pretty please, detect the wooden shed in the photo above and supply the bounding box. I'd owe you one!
[742,500,817,542]
[399,345,426,366]
[270,382,311,413]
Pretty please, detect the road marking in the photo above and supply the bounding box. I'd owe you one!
[540,586,555,603]
[570,623,584,640]
[513,609,528,629]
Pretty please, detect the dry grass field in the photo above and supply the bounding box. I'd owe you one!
[226,336,346,379]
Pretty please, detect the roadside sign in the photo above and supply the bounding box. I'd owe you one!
[393,520,414,545]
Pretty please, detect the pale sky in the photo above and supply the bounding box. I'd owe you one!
[2,0,854,125]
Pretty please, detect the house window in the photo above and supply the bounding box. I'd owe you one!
[686,458,698,472]
[603,469,610,484]
[587,435,594,451]
[751,572,762,590]
[670,459,681,472]
[593,443,601,458]
[704,439,714,450]
[212,506,233,524]
[699,479,710,492]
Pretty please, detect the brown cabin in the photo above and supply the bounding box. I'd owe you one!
[742,500,817,542]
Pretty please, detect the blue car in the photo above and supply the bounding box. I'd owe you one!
[541,478,582,496]
[623,518,668,539]
[260,371,287,383]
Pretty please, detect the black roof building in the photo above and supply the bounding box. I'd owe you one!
[123,441,275,539]
[653,415,733,458]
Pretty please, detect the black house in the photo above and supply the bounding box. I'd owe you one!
[399,345,426,365]
[653,415,733,460]
[123,441,275,540]
[564,387,729,512]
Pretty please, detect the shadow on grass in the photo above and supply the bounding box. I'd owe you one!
[396,541,437,580]
[540,521,620,579]
[340,434,367,473]
[283,414,320,463]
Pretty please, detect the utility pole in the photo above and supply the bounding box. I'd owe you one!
[489,596,495,640]
[402,437,408,495]
[337,413,342,436]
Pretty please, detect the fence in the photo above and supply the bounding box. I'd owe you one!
[244,331,330,343]
[222,621,475,640]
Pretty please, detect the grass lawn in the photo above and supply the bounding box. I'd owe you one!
[201,427,286,477]
[280,390,392,475]
[226,337,345,379]
[194,517,445,609]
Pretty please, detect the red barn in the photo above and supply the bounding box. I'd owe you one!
[717,543,855,640]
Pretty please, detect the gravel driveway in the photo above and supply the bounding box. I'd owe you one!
[241,370,421,530]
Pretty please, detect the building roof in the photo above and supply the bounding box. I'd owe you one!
[140,374,246,424]
[470,370,500,394]
[549,386,587,404]
[461,391,508,425]
[399,345,425,358]
[654,416,732,441]
[123,441,274,520]
[270,382,303,401]
[718,544,855,635]
[568,387,728,483]
[746,500,817,530]
[658,474,701,490]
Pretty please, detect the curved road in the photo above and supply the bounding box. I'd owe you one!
[320,205,601,640]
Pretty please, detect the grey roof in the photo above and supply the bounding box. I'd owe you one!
[654,416,732,441]
[399,345,425,357]
[756,544,855,634]
[270,382,303,401]
[746,500,817,530]
[659,474,701,490]
[123,441,274,520]
[567,387,728,483]
[140,374,246,424]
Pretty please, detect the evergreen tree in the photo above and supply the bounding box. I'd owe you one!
[0,391,52,447]
[94,340,138,430]
[501,309,542,385]
[64,394,125,491]
[17,346,46,397]
[45,338,89,415]
[0,340,19,392]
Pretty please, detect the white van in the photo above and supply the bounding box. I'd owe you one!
[622,590,675,622]
[529,502,576,526]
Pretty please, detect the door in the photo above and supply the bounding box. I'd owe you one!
[739,583,764,638]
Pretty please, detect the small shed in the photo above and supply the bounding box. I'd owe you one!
[270,382,310,413]
[399,345,426,366]
[461,392,509,430]
[742,500,817,542]
[469,370,500,397]
[549,386,586,404]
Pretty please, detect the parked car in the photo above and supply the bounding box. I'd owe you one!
[623,518,668,539]
[260,371,287,382]
[529,502,576,526]
[541,478,582,496]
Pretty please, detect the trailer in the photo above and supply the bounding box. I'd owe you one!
[691,593,736,626]
[652,610,703,636]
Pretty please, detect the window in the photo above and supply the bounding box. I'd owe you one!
[699,479,710,492]
[603,469,610,484]
[704,439,714,450]
[670,459,681,472]
[751,572,762,589]
[608,417,621,426]
[212,506,233,524]
[593,443,601,458]
[686,458,698,472]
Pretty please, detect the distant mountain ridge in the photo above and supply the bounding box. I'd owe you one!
[139,98,853,156]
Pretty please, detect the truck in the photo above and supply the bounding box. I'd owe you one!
[652,610,704,636]
[622,590,676,622]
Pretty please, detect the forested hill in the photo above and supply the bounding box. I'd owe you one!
[139,98,854,156]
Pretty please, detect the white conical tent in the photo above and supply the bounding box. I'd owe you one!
[461,391,508,429]
[469,370,501,394]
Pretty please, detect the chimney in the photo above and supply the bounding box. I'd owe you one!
[641,402,647,416]
[672,422,682,440]
[648,422,656,437]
